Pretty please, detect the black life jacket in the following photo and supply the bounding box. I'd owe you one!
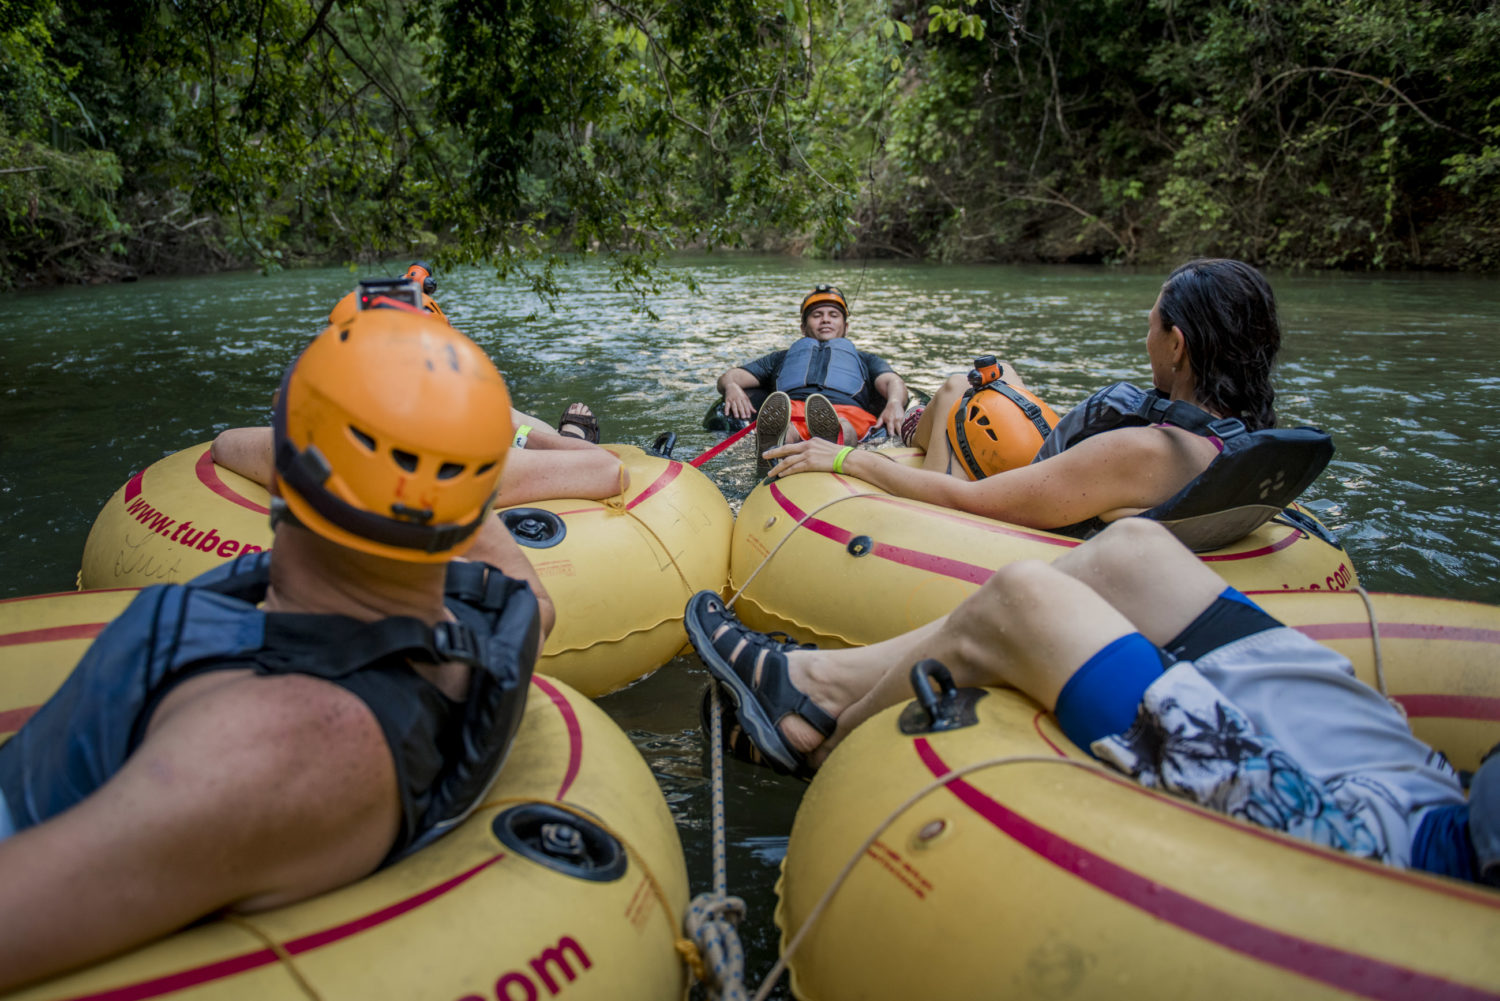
[0,551,538,864]
[1034,383,1335,551]
[774,336,867,403]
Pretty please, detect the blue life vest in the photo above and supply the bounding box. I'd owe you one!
[774,337,867,403]
[1034,383,1335,551]
[0,551,538,864]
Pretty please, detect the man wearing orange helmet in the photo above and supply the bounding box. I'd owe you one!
[0,309,553,991]
[213,273,627,505]
[716,285,909,477]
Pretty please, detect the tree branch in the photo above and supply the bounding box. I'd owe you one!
[1263,66,1468,137]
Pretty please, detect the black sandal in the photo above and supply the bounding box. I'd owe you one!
[699,684,814,781]
[558,403,601,444]
[684,590,835,778]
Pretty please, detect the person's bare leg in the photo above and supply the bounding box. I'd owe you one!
[916,374,968,473]
[838,417,859,444]
[801,560,1136,764]
[1048,518,1227,646]
[773,616,953,754]
[777,519,1227,765]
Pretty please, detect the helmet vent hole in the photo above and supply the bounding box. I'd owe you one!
[437,461,464,480]
[476,460,497,476]
[984,429,999,441]
[392,448,419,473]
[349,426,376,452]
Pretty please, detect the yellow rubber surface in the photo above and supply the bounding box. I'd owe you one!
[777,677,1500,1001]
[731,453,1359,649]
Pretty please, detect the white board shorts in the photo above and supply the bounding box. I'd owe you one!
[1094,625,1465,867]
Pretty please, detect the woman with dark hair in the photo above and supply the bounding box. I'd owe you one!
[761,259,1287,533]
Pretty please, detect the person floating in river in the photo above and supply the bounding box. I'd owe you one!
[213,275,627,507]
[716,284,909,478]
[687,517,1500,887]
[761,260,1327,547]
[0,307,552,991]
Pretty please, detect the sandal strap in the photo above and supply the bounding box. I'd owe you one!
[708,615,835,740]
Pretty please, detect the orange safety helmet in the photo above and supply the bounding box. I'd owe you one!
[800,284,848,321]
[404,260,438,295]
[272,308,513,562]
[946,356,1061,480]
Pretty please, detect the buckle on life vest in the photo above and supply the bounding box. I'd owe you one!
[1206,417,1247,440]
[433,621,483,666]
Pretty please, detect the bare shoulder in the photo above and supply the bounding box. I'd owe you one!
[137,672,401,903]
[1062,424,1214,464]
[0,673,400,988]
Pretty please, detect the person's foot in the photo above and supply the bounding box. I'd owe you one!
[558,402,601,443]
[684,590,837,776]
[805,393,842,445]
[755,391,791,480]
[900,405,925,447]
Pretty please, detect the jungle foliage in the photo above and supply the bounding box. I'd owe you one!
[1,0,1496,289]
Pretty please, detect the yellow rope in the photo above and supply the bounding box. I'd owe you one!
[726,491,877,609]
[221,913,324,1001]
[1352,584,1402,717]
[603,459,628,514]
[753,755,1110,1001]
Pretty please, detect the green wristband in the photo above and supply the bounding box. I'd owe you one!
[832,445,855,474]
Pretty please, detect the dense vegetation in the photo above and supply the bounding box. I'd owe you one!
[2,0,1497,289]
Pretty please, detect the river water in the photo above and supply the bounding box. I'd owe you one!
[3,257,1499,992]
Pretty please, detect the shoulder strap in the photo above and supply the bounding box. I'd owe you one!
[255,612,486,680]
[1035,382,1229,464]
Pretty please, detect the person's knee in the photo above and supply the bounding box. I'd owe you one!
[940,372,969,395]
[1093,517,1176,554]
[961,560,1061,642]
[1066,518,1186,593]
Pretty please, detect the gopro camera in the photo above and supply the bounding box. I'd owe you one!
[356,278,425,312]
[968,355,1003,389]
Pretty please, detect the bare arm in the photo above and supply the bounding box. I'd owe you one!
[511,408,597,453]
[717,367,762,420]
[0,674,397,993]
[209,420,624,508]
[873,371,909,437]
[210,426,275,486]
[764,426,1217,530]
[495,447,627,506]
